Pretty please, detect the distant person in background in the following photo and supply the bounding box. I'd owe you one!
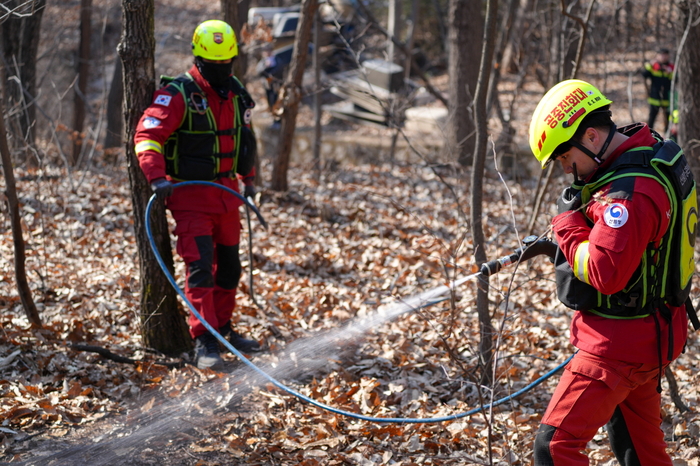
[640,48,674,131]
[256,44,285,128]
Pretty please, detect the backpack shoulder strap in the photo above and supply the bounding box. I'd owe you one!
[230,76,255,109]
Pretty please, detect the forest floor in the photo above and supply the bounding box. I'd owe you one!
[2,154,700,465]
[3,1,699,465]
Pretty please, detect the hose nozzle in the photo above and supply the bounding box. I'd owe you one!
[479,235,557,276]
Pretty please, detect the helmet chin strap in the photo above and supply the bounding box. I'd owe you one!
[569,124,617,166]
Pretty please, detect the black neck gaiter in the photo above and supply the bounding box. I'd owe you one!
[195,57,233,93]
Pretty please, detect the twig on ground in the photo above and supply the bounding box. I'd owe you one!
[70,344,186,368]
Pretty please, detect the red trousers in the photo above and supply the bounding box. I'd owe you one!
[172,209,241,339]
[534,351,672,465]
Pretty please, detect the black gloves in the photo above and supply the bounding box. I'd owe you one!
[151,178,173,198]
[557,187,582,215]
[243,184,256,201]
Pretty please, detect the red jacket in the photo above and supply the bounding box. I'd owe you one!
[134,64,254,213]
[552,124,688,363]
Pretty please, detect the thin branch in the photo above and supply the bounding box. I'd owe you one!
[70,344,186,368]
[560,0,596,80]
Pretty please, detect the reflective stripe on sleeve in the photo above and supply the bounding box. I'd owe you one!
[573,241,591,284]
[135,140,162,155]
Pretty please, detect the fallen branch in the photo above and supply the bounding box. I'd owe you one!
[70,344,186,368]
[665,365,689,413]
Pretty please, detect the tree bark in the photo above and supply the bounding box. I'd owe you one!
[448,0,483,166]
[72,0,92,165]
[220,0,250,84]
[104,55,124,150]
[0,93,41,327]
[119,0,190,355]
[471,0,499,383]
[270,0,319,192]
[676,1,700,181]
[0,0,46,150]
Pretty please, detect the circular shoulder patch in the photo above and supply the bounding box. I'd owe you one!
[603,203,629,228]
[143,117,161,129]
[244,108,252,125]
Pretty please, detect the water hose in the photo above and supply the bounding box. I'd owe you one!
[244,198,263,308]
[145,181,570,423]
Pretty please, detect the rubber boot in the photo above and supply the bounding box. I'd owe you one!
[219,322,262,353]
[194,333,224,370]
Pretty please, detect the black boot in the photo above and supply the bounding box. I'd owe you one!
[219,322,262,353]
[194,333,223,370]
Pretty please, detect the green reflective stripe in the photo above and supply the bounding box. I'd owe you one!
[644,64,673,79]
[648,97,670,107]
[588,309,651,319]
[135,140,162,154]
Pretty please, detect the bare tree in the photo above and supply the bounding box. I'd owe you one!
[72,0,92,164]
[220,0,250,84]
[0,92,41,327]
[471,0,499,383]
[104,55,123,150]
[119,0,190,355]
[0,0,46,151]
[676,1,700,177]
[447,0,483,166]
[270,0,319,192]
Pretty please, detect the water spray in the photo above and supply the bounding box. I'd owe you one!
[145,182,567,423]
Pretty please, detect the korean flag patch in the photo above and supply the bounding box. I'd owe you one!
[604,203,629,228]
[154,95,172,107]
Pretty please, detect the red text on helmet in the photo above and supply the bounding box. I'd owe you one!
[544,87,588,129]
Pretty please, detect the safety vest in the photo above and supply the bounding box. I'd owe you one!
[160,73,254,181]
[555,134,698,326]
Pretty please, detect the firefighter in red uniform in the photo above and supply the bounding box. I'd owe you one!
[529,80,696,464]
[134,20,261,370]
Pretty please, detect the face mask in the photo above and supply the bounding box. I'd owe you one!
[196,57,232,89]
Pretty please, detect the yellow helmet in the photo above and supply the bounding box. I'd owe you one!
[191,20,238,61]
[529,79,612,168]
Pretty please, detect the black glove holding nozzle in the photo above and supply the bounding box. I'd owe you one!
[557,186,582,215]
[479,236,558,276]
[151,177,173,198]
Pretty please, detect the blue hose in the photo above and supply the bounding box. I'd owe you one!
[145,181,573,423]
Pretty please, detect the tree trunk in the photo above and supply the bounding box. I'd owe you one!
[0,93,41,327]
[104,55,124,150]
[471,0,499,383]
[72,0,92,165]
[387,0,402,64]
[270,0,319,192]
[221,0,250,84]
[119,0,190,355]
[0,0,46,151]
[676,1,700,181]
[448,0,483,166]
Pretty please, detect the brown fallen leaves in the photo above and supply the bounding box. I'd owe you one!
[2,160,700,465]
